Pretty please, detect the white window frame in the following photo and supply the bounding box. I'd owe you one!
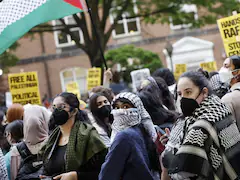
[170,4,198,30]
[53,16,84,48]
[110,1,141,39]
[60,67,88,93]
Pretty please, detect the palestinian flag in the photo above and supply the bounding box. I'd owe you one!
[0,0,86,54]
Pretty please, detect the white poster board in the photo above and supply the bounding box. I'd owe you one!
[5,92,12,108]
[131,68,150,92]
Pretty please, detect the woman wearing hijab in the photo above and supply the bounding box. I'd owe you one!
[89,93,112,148]
[168,71,240,180]
[10,105,50,180]
[40,92,107,180]
[99,92,159,180]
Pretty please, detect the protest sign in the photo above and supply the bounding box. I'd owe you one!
[8,72,41,105]
[200,61,217,72]
[5,92,12,108]
[66,82,81,99]
[174,64,187,80]
[130,68,150,92]
[217,14,240,57]
[87,68,102,90]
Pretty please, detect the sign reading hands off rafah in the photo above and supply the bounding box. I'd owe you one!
[217,14,240,57]
[8,72,41,105]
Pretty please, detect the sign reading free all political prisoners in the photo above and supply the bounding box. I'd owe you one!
[8,72,41,105]
[217,14,240,57]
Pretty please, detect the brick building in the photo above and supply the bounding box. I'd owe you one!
[2,4,227,101]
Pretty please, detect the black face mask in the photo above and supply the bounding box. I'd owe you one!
[52,109,70,126]
[180,97,200,117]
[95,105,111,119]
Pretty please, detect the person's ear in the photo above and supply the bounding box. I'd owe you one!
[202,87,209,98]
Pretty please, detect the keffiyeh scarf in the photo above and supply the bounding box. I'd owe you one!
[111,92,157,143]
[169,95,240,180]
[0,149,8,180]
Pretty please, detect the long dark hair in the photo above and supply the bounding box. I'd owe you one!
[139,124,160,173]
[152,68,176,86]
[138,90,178,125]
[140,77,176,111]
[89,93,112,137]
[0,110,10,154]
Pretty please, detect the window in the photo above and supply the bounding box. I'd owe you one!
[60,67,88,93]
[53,16,84,48]
[170,4,198,30]
[110,3,141,38]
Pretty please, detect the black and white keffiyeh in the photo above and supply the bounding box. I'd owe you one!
[110,108,140,143]
[187,94,232,123]
[210,74,222,90]
[0,149,8,180]
[169,95,240,180]
[111,92,157,143]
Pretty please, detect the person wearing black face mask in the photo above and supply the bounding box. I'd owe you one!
[165,71,240,180]
[40,92,107,180]
[89,93,112,148]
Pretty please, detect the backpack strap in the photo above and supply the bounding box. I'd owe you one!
[16,142,32,160]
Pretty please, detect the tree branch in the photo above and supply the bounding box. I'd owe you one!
[101,0,113,31]
[104,0,131,44]
[59,19,89,54]
[73,13,91,47]
[127,6,176,19]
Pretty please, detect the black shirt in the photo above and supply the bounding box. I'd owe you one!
[45,144,67,177]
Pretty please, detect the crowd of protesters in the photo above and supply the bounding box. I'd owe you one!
[0,55,240,180]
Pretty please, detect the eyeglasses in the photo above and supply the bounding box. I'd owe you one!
[51,103,69,111]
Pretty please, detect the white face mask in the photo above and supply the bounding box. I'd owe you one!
[219,67,240,84]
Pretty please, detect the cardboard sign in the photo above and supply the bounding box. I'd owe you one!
[8,72,41,105]
[87,68,102,90]
[174,64,187,80]
[217,14,240,57]
[66,82,81,99]
[200,61,217,72]
[130,68,150,92]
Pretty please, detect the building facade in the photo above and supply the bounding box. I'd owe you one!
[3,4,227,101]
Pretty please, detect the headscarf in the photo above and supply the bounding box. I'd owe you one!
[111,92,157,142]
[7,104,24,123]
[23,105,50,154]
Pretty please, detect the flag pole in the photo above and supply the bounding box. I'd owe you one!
[84,0,108,70]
